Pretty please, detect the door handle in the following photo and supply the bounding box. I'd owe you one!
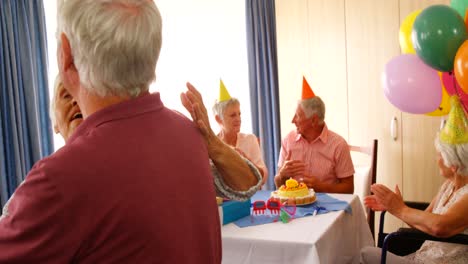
[391,117,398,141]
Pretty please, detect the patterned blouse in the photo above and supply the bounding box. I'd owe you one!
[410,180,468,264]
[211,157,262,201]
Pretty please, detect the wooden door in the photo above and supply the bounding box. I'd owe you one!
[345,0,403,233]
[276,0,348,140]
[399,0,448,203]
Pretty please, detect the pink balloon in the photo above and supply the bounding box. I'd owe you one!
[441,72,468,107]
[442,71,463,95]
[382,54,442,114]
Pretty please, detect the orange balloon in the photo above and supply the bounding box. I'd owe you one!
[454,40,468,94]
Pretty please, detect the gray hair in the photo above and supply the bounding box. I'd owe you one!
[299,96,325,123]
[212,98,240,121]
[49,75,62,127]
[435,136,468,176]
[56,0,162,98]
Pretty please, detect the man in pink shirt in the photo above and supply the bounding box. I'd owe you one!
[274,77,354,194]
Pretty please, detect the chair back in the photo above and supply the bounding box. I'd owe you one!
[349,139,378,237]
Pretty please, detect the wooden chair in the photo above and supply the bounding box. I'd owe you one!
[349,139,378,238]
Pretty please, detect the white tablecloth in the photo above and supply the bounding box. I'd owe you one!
[221,194,374,264]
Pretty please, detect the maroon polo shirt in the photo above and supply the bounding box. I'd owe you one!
[0,93,221,263]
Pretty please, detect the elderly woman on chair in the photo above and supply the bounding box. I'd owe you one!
[359,96,468,264]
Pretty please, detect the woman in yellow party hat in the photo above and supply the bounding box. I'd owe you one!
[359,95,468,263]
[212,79,268,184]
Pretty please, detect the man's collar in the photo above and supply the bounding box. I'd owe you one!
[67,92,162,144]
[294,124,328,144]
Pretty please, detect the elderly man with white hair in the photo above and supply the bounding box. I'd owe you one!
[274,77,354,193]
[0,1,261,263]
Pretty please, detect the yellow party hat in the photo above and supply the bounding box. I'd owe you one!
[439,96,468,145]
[219,79,232,102]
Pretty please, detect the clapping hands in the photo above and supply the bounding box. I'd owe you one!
[280,160,306,178]
[364,184,405,215]
[279,151,305,179]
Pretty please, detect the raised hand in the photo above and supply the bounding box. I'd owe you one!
[180,82,216,144]
[363,195,386,211]
[300,175,318,189]
[181,82,260,191]
[369,184,405,215]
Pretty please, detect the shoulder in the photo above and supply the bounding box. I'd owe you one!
[439,180,453,193]
[8,157,64,211]
[167,108,193,123]
[238,133,258,142]
[326,128,347,143]
[458,183,468,196]
[33,139,108,191]
[325,129,349,149]
[29,145,85,188]
[153,107,197,133]
[161,108,204,142]
[283,130,299,141]
[22,158,54,185]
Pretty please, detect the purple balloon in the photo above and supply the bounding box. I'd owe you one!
[382,54,442,114]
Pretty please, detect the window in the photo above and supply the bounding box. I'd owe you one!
[44,0,252,151]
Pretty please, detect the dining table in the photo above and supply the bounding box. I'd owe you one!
[221,191,374,264]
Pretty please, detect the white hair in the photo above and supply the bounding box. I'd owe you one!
[435,136,468,176]
[56,0,162,98]
[212,98,240,121]
[299,96,325,123]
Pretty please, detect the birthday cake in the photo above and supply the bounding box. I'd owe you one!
[271,178,316,205]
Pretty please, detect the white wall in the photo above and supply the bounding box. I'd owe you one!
[152,0,251,134]
[45,0,251,150]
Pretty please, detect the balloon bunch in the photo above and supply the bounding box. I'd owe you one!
[382,1,468,115]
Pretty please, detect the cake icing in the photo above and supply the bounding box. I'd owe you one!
[271,178,316,205]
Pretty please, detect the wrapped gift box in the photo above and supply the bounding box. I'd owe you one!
[218,199,251,225]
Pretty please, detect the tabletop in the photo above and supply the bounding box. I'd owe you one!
[221,192,374,264]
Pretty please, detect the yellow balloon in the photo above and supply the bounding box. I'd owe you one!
[426,72,451,116]
[399,9,421,54]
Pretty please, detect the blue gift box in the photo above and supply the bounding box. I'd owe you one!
[218,199,251,225]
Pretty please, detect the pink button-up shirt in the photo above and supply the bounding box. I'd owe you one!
[278,125,354,184]
[236,133,268,178]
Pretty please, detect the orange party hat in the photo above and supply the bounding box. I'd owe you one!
[302,76,316,99]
